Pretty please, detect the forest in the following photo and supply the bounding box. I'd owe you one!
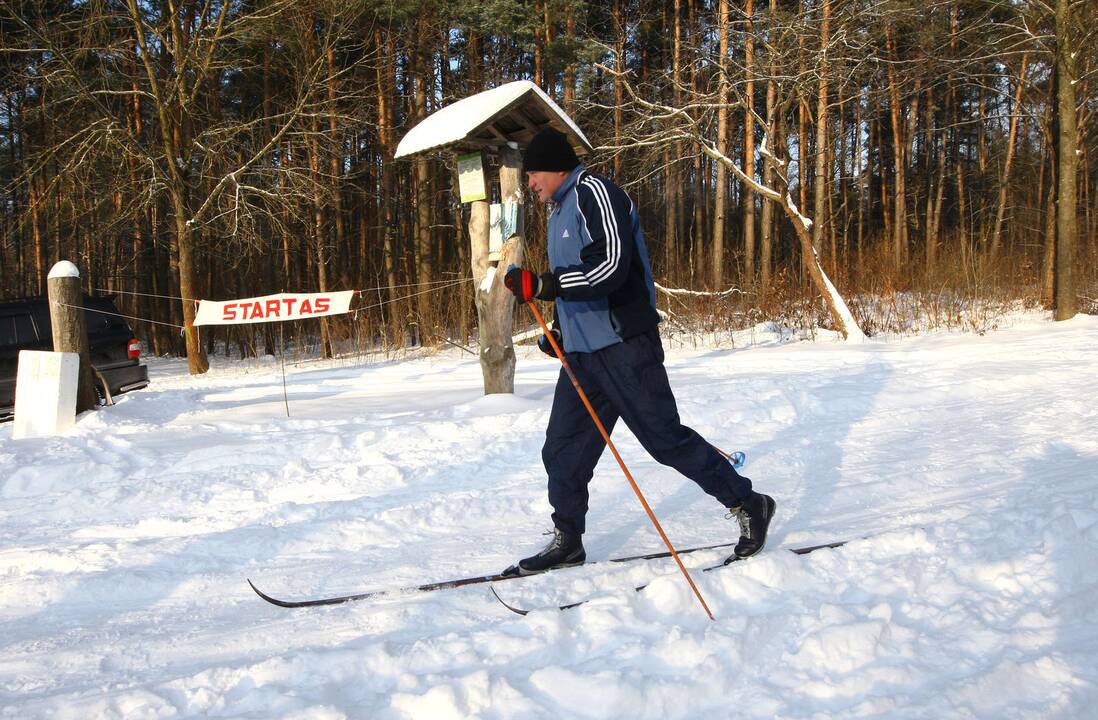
[0,0,1094,373]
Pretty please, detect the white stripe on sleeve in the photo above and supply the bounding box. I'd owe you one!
[558,177,621,288]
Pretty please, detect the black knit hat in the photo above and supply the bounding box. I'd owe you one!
[524,127,580,173]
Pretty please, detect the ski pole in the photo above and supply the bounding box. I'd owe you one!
[527,301,715,621]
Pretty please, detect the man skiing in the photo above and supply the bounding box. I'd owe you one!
[503,126,775,576]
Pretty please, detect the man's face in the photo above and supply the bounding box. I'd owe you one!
[527,170,569,203]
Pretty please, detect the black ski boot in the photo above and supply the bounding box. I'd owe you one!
[730,492,776,558]
[504,528,586,576]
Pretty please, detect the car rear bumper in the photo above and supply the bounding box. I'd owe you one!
[1,378,13,421]
[99,360,149,395]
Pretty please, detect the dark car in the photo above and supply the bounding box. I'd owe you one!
[0,296,149,421]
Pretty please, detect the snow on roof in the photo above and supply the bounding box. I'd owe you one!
[394,80,591,159]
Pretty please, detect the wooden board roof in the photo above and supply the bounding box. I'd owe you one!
[394,80,592,159]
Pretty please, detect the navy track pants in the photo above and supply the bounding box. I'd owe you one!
[542,328,753,536]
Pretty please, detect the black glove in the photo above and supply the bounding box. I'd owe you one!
[504,267,559,303]
[537,325,563,357]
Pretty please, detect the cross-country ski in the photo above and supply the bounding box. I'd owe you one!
[247,539,742,608]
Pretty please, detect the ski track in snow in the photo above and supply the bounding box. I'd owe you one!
[1,312,1096,719]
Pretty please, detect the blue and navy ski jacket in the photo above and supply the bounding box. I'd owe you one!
[547,165,660,353]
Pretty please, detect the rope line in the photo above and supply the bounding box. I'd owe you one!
[350,278,473,316]
[94,277,473,304]
[355,277,472,294]
[52,301,187,330]
[64,277,474,331]
[92,288,194,302]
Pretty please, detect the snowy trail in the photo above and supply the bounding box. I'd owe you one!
[1,313,1096,718]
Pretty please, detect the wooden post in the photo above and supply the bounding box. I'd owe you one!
[469,144,526,394]
[47,261,99,413]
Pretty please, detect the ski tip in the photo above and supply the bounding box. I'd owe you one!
[247,578,271,599]
[490,585,530,616]
[247,578,298,608]
[246,578,271,597]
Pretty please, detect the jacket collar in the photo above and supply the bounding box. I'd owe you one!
[551,164,586,205]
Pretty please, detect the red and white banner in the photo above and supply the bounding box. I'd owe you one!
[194,291,355,326]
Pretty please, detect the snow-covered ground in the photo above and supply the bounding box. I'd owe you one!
[2,312,1096,719]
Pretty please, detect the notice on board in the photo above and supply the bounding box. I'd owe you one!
[457,152,487,203]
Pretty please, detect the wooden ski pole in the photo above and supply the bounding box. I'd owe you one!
[527,301,714,621]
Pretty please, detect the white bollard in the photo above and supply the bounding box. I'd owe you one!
[12,350,79,439]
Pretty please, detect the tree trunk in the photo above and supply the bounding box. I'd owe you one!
[873,101,892,256]
[812,0,830,271]
[930,129,947,272]
[904,85,921,266]
[855,92,865,275]
[885,23,907,270]
[543,0,555,95]
[989,54,1028,262]
[948,3,967,267]
[533,0,544,86]
[1053,0,1078,320]
[689,0,705,284]
[712,0,730,289]
[665,0,684,280]
[327,45,347,284]
[759,0,779,294]
[1042,147,1057,307]
[308,140,333,358]
[30,175,44,295]
[306,26,333,359]
[563,10,576,114]
[376,29,401,343]
[613,0,625,178]
[174,211,210,374]
[47,266,99,413]
[742,0,756,284]
[412,32,434,331]
[797,19,808,219]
